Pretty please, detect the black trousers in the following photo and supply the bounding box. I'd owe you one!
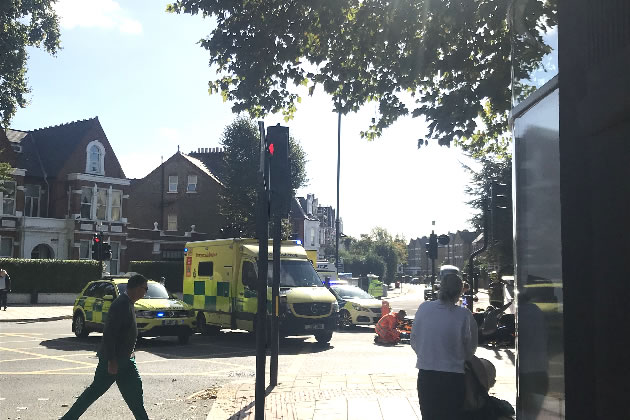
[418,369,466,420]
[0,290,7,309]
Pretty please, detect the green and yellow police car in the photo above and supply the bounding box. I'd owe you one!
[330,284,383,328]
[72,276,196,344]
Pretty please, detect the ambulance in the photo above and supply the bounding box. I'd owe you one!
[183,239,339,343]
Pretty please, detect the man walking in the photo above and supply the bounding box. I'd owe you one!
[0,269,11,310]
[61,274,150,419]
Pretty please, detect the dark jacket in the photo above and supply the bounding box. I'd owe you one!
[97,293,138,360]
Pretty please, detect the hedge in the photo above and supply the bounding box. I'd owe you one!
[0,258,102,293]
[128,261,184,292]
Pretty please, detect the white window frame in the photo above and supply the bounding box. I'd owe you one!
[79,240,92,260]
[168,175,178,193]
[96,188,108,220]
[0,181,16,216]
[0,237,13,257]
[85,140,106,175]
[24,184,41,217]
[167,214,177,231]
[110,189,122,221]
[108,241,120,274]
[187,175,197,192]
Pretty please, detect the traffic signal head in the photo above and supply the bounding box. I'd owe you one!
[428,233,438,260]
[92,234,102,260]
[266,125,291,218]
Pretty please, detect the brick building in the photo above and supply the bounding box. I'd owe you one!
[125,150,225,266]
[1,117,130,273]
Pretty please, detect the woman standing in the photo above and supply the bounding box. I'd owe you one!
[410,273,478,420]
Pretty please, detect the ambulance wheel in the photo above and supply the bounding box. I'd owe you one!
[178,334,191,344]
[338,310,352,329]
[73,312,89,338]
[314,330,333,344]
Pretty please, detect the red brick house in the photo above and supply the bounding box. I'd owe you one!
[1,117,130,273]
[125,150,225,266]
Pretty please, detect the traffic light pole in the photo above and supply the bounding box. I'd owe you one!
[255,121,269,420]
[466,198,488,312]
[270,216,281,386]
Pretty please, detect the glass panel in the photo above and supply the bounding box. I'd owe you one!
[167,214,177,231]
[32,197,39,217]
[81,187,93,219]
[1,181,16,215]
[169,176,178,192]
[0,238,12,257]
[118,282,169,299]
[513,88,564,418]
[24,184,40,197]
[80,240,90,259]
[266,260,323,287]
[96,189,107,220]
[111,190,122,221]
[89,146,101,173]
[187,175,197,192]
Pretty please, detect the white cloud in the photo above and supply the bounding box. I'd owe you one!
[54,0,142,34]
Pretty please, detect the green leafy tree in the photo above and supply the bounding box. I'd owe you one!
[342,252,386,279]
[0,161,12,181]
[167,0,556,155]
[463,154,513,273]
[219,117,308,237]
[1,0,61,127]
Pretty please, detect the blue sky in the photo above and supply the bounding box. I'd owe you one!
[11,0,478,240]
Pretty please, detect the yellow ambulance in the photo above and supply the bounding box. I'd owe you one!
[183,239,339,343]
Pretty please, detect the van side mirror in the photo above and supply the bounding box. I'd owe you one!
[103,294,114,301]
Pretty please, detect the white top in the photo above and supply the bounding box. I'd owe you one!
[410,299,478,373]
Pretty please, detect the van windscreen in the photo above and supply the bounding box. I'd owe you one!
[267,260,323,287]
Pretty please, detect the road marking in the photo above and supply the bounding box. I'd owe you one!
[0,347,95,366]
[0,366,247,377]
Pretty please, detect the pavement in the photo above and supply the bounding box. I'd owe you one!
[0,304,72,323]
[0,286,517,420]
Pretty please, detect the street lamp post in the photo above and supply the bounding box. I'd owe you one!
[335,109,341,271]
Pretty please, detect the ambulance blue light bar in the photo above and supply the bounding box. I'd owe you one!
[184,247,188,252]
[294,240,302,245]
[157,312,165,317]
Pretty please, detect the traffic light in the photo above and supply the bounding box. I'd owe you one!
[266,125,291,218]
[428,232,438,260]
[92,234,102,260]
[102,243,112,261]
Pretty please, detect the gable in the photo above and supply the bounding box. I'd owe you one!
[26,117,125,179]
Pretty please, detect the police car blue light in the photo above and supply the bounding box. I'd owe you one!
[157,312,165,317]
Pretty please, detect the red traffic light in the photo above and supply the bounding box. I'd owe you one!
[268,143,275,155]
[94,237,100,243]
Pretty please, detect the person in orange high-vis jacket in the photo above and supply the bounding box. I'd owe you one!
[375,310,406,344]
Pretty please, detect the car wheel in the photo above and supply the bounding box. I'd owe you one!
[314,330,333,344]
[177,334,191,345]
[338,310,352,329]
[73,312,89,338]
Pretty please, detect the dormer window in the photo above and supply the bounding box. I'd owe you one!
[85,140,106,175]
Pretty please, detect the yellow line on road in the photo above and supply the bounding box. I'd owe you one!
[0,366,244,376]
[0,347,95,366]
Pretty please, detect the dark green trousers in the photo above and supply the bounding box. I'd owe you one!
[61,357,148,420]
